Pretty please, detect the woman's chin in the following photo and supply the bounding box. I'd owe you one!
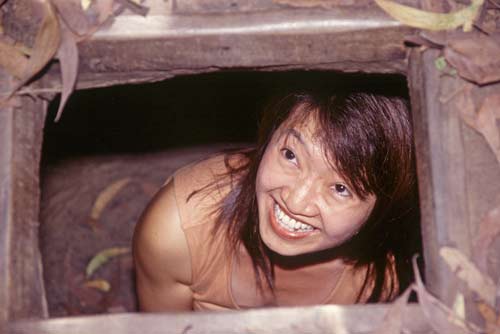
[260,227,310,257]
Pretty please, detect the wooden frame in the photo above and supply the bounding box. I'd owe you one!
[0,72,48,330]
[1,0,498,332]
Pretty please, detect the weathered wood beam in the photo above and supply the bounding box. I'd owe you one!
[408,48,500,319]
[82,8,413,73]
[173,0,420,15]
[0,71,48,329]
[408,48,466,305]
[37,8,415,91]
[10,304,433,334]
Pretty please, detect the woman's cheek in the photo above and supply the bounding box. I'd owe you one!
[322,208,368,239]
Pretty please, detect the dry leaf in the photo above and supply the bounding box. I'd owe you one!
[55,19,79,122]
[440,247,497,307]
[52,0,95,37]
[452,292,466,320]
[4,0,60,99]
[94,0,117,24]
[0,40,29,79]
[86,247,130,278]
[84,279,111,292]
[477,302,500,334]
[116,0,149,16]
[473,204,500,274]
[55,0,122,38]
[89,178,131,227]
[476,94,500,165]
[375,0,484,32]
[412,256,482,334]
[81,0,93,10]
[444,35,500,85]
[462,93,500,166]
[374,285,413,334]
[64,249,101,310]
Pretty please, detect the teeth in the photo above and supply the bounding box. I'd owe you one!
[273,204,314,233]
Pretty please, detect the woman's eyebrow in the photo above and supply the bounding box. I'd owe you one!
[284,128,304,144]
[283,128,311,156]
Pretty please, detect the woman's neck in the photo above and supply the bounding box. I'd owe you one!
[267,246,348,270]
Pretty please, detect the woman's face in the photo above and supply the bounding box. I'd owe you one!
[256,114,376,256]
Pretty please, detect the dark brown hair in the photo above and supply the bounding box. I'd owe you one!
[200,88,420,302]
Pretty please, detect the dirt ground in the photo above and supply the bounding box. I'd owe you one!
[39,145,233,316]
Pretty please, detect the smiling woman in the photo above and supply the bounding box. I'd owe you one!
[256,120,376,257]
[132,87,421,311]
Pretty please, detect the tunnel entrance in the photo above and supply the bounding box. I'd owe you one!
[39,71,415,316]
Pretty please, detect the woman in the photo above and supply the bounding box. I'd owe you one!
[133,88,420,311]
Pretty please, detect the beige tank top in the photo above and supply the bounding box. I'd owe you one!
[172,154,385,311]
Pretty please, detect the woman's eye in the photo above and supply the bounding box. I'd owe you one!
[281,148,297,164]
[334,183,351,197]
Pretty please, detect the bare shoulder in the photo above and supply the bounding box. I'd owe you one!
[133,179,193,311]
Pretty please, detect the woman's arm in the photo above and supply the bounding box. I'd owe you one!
[133,180,194,311]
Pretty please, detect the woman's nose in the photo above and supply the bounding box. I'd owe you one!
[282,179,319,217]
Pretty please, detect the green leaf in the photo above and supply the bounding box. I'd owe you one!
[375,0,484,32]
[86,247,130,278]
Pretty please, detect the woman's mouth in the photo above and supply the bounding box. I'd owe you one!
[270,203,316,239]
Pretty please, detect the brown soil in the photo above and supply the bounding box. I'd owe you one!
[40,145,234,316]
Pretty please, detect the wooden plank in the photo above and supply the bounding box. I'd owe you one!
[173,0,420,14]
[9,304,434,334]
[81,8,413,72]
[408,48,500,319]
[0,71,48,328]
[408,49,466,305]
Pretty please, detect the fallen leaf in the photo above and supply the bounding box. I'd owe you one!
[472,204,500,274]
[452,292,466,320]
[86,247,130,278]
[0,39,29,79]
[52,0,95,37]
[440,247,497,307]
[4,0,60,99]
[71,274,102,308]
[64,249,101,311]
[462,93,500,166]
[412,256,482,334]
[375,0,484,32]
[477,302,500,334]
[374,285,413,334]
[478,301,497,324]
[81,0,93,10]
[84,279,111,292]
[94,0,117,24]
[89,178,131,227]
[444,35,500,85]
[54,19,79,122]
[116,0,149,16]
